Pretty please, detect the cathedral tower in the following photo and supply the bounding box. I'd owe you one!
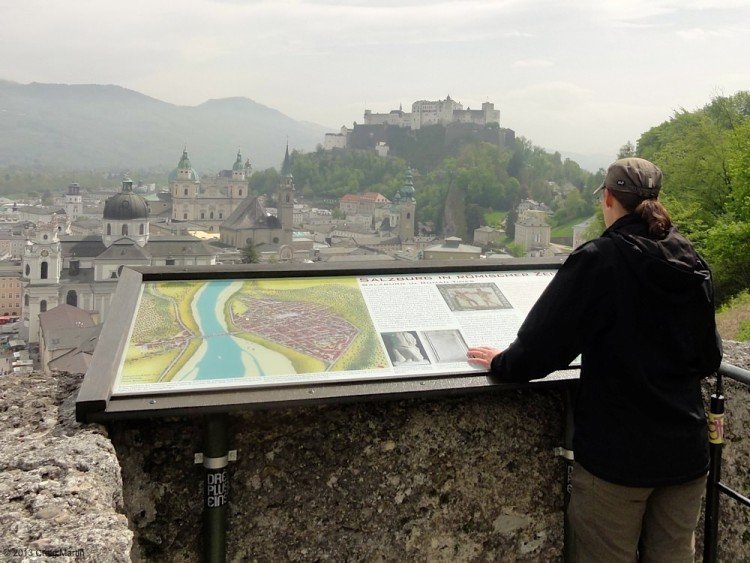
[228,150,248,199]
[22,222,63,343]
[170,148,200,221]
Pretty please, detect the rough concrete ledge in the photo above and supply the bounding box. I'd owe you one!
[112,388,567,562]
[0,372,132,562]
[112,344,749,561]
[0,344,747,562]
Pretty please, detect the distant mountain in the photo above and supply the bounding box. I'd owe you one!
[559,151,612,174]
[0,80,331,172]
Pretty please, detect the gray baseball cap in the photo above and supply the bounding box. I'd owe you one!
[593,157,662,199]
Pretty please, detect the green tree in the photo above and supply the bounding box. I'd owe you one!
[284,149,407,201]
[505,206,518,239]
[249,168,281,197]
[241,244,260,264]
[506,242,525,257]
[553,189,592,226]
[636,91,750,302]
[465,204,485,236]
[617,141,636,159]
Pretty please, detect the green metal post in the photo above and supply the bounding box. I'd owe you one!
[703,374,724,563]
[203,414,230,563]
[562,386,576,562]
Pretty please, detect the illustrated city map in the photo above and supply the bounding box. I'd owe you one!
[118,278,389,390]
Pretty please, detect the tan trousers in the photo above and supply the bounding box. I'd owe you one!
[568,463,707,563]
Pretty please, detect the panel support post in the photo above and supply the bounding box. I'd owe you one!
[562,385,576,562]
[703,374,724,563]
[203,414,230,563]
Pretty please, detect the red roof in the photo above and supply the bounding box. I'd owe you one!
[340,192,390,204]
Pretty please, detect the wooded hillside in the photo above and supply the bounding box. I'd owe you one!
[637,92,750,302]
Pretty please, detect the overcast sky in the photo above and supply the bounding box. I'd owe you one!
[2,0,748,170]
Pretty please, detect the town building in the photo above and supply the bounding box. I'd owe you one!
[339,192,391,217]
[65,183,83,220]
[0,202,20,224]
[0,231,26,260]
[518,199,553,216]
[514,214,551,252]
[323,126,351,150]
[68,218,102,237]
[374,142,390,157]
[422,237,482,260]
[336,170,417,243]
[219,146,301,261]
[16,205,68,226]
[39,304,100,374]
[473,226,505,248]
[22,178,218,343]
[0,262,22,317]
[170,148,252,231]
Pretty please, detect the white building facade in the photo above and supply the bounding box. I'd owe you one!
[65,183,83,220]
[22,178,218,343]
[170,149,252,232]
[364,97,501,130]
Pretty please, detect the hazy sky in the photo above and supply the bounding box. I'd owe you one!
[2,0,748,169]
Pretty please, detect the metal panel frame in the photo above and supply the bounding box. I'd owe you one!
[76,258,576,422]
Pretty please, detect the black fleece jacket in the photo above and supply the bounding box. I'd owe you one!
[491,214,722,486]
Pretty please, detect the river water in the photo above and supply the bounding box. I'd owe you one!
[191,281,261,380]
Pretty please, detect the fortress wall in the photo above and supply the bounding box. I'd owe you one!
[1,344,748,562]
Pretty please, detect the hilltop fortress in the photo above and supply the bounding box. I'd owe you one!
[364,96,500,130]
[325,96,514,153]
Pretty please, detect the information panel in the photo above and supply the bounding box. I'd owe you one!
[114,270,557,396]
[76,261,581,422]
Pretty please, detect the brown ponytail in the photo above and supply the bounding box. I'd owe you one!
[609,190,672,238]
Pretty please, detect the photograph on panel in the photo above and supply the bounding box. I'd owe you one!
[420,329,470,363]
[381,331,431,366]
[436,283,512,312]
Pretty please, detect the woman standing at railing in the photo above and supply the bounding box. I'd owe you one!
[468,157,723,562]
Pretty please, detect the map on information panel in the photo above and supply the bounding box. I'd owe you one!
[113,271,557,395]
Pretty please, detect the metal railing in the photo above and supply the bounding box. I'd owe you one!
[704,361,750,563]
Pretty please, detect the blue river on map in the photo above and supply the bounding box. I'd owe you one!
[191,281,264,380]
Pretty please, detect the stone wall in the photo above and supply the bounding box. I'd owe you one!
[111,389,566,561]
[112,344,750,561]
[1,345,748,562]
[711,341,750,557]
[0,372,132,562]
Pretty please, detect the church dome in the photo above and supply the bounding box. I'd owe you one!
[168,148,200,182]
[232,150,244,171]
[103,178,150,220]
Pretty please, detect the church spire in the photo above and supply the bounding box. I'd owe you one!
[232,148,243,171]
[178,146,191,170]
[281,142,293,178]
[122,176,134,193]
